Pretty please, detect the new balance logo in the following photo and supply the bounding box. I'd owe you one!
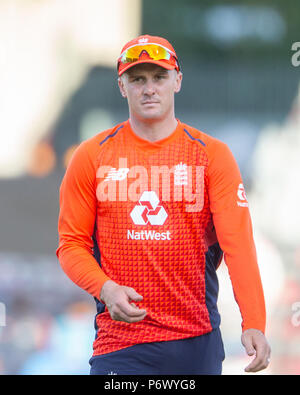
[130,191,168,225]
[104,167,129,181]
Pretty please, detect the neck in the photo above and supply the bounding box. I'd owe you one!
[129,113,178,142]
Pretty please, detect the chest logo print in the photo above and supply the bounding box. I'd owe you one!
[130,191,168,226]
[174,162,188,186]
[104,167,129,181]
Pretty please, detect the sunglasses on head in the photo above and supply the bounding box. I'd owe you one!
[118,43,180,71]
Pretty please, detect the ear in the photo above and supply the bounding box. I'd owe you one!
[118,76,127,98]
[174,71,183,94]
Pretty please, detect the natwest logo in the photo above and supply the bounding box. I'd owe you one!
[127,230,171,241]
[130,191,168,226]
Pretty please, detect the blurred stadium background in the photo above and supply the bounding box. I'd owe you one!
[0,0,300,375]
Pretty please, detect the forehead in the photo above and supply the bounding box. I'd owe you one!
[125,63,169,76]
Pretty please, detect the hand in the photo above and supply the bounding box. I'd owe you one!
[100,280,147,323]
[241,329,271,373]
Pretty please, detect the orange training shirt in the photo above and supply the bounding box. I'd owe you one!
[56,119,266,356]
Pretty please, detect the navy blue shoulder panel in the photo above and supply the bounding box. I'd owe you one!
[92,226,105,321]
[99,124,124,146]
[205,242,223,329]
[184,128,206,147]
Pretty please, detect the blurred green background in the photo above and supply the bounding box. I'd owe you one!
[0,0,299,374]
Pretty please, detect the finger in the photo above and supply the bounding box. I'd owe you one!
[119,300,147,318]
[245,357,268,373]
[244,345,270,372]
[242,335,256,356]
[245,357,261,373]
[111,306,147,323]
[123,313,147,323]
[124,287,144,302]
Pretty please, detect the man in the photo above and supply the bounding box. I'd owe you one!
[56,34,271,375]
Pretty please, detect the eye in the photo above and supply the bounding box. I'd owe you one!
[155,74,167,80]
[131,76,143,83]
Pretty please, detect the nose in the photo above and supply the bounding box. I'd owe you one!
[143,79,156,96]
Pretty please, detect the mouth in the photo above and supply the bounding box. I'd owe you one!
[141,101,160,105]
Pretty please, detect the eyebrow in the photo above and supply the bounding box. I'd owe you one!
[127,69,169,78]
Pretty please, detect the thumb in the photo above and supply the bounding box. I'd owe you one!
[124,287,143,303]
[242,333,256,356]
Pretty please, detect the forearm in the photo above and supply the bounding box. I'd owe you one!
[56,141,111,299]
[57,243,111,299]
[214,212,266,333]
[224,251,266,333]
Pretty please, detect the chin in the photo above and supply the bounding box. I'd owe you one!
[140,110,163,120]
